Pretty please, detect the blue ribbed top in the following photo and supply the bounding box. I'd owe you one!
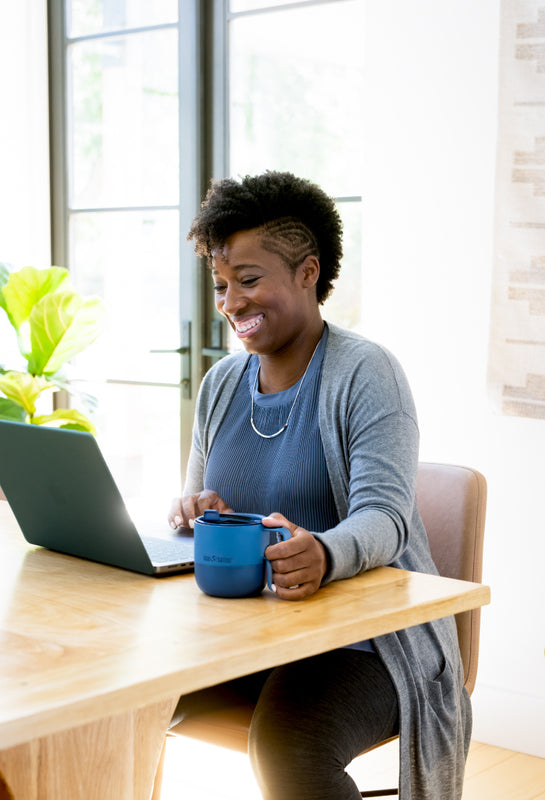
[204,327,339,532]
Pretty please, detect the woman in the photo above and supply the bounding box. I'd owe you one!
[169,171,471,800]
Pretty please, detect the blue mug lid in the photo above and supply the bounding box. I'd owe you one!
[201,509,262,525]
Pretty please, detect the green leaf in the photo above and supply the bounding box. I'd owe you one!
[27,291,106,376]
[0,266,69,333]
[0,371,53,415]
[32,408,96,435]
[0,397,26,422]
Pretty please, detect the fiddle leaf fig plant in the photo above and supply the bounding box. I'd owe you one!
[0,264,106,433]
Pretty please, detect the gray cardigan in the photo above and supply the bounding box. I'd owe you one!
[185,322,471,799]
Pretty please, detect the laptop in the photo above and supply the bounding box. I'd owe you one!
[0,420,195,575]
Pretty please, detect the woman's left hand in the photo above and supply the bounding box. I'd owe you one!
[262,513,328,600]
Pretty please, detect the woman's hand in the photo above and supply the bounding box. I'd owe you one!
[168,490,233,530]
[262,512,328,601]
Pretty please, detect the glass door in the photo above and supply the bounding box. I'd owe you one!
[48,0,206,517]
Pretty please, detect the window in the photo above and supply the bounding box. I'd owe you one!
[48,0,364,502]
[49,0,206,513]
[226,0,365,331]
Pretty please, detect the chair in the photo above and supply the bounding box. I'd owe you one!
[152,462,487,799]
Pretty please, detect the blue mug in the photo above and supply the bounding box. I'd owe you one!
[193,510,291,598]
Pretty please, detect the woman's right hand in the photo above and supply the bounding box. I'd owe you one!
[168,490,234,530]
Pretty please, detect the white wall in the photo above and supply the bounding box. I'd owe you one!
[359,0,545,758]
[0,0,51,269]
[2,0,543,760]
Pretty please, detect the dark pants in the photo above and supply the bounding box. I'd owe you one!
[172,649,399,800]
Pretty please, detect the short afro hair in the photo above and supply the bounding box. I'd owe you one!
[187,171,343,304]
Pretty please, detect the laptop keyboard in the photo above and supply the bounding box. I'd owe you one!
[141,536,194,564]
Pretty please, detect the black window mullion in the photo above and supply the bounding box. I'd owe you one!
[48,0,70,271]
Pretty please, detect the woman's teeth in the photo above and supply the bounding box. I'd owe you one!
[235,315,263,333]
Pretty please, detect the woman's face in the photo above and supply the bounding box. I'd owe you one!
[212,228,319,356]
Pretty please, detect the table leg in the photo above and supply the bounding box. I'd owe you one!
[0,697,177,800]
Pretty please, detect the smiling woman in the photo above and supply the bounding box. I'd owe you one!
[167,170,474,800]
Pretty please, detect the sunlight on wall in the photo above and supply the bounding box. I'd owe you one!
[354,0,545,758]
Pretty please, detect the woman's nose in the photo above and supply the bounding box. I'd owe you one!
[219,284,244,315]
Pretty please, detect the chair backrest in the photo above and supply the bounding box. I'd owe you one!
[416,462,487,696]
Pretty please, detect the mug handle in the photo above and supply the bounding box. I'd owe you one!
[265,527,291,590]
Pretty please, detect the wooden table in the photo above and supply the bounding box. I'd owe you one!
[0,502,490,799]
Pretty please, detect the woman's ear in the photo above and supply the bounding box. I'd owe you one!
[299,255,320,289]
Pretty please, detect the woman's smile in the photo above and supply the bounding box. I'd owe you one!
[231,313,264,338]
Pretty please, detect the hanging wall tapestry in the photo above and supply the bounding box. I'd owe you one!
[488,1,545,419]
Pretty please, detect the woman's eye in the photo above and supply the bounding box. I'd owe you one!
[213,277,258,293]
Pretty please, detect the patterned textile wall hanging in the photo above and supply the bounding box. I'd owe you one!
[488,1,545,419]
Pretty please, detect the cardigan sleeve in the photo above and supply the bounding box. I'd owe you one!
[314,333,422,582]
[314,411,420,581]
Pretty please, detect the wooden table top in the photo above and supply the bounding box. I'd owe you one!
[0,501,490,750]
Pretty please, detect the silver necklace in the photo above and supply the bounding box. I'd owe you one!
[250,340,321,439]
